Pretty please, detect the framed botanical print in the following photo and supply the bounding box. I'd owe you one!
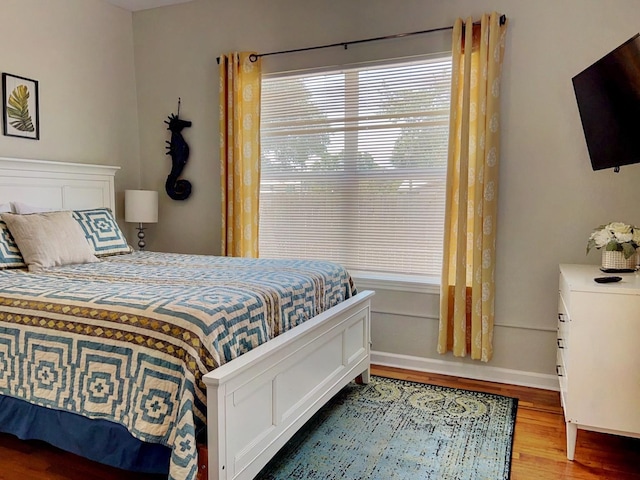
[2,73,39,140]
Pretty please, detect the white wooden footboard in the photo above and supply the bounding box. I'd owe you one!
[203,290,374,480]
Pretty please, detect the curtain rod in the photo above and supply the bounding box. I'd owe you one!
[216,14,506,65]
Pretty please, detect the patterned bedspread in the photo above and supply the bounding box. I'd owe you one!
[0,251,356,480]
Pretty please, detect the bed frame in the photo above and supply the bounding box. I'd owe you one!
[0,156,374,480]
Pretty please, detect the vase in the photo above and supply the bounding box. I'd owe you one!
[601,249,637,270]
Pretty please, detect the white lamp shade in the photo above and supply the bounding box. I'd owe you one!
[125,190,158,224]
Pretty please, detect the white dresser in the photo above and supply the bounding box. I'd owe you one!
[557,264,640,460]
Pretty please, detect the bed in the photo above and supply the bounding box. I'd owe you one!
[0,157,374,480]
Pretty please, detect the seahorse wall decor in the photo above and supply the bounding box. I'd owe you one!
[164,98,192,200]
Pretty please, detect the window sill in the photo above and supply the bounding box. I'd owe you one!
[350,271,440,294]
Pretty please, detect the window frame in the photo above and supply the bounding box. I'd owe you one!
[259,53,452,285]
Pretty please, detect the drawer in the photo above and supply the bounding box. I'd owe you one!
[557,322,568,356]
[559,272,571,312]
[557,294,570,365]
[558,292,570,325]
[556,348,568,394]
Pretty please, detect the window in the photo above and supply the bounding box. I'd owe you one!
[259,55,451,277]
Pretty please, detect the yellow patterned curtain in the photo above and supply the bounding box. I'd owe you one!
[438,13,507,362]
[219,52,262,257]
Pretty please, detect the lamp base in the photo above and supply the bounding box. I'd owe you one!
[136,223,146,250]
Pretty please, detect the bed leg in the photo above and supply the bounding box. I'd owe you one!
[196,444,208,480]
[355,366,371,385]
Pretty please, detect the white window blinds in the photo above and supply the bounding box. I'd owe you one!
[259,55,451,277]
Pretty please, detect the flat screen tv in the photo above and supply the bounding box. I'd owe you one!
[572,34,640,171]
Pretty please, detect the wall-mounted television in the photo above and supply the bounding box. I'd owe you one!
[572,34,640,172]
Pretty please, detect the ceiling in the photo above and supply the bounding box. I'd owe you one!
[104,0,193,11]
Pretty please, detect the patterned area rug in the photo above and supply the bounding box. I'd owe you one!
[257,376,517,480]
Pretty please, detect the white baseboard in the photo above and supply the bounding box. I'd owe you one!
[371,351,560,391]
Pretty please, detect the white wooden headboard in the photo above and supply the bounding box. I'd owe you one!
[0,157,119,211]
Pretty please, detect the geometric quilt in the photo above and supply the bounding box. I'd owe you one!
[0,251,356,480]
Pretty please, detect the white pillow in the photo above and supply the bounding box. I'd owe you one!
[2,211,99,272]
[0,203,11,213]
[11,201,57,214]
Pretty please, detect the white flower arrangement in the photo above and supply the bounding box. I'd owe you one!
[587,222,640,259]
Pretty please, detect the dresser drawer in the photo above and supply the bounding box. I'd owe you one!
[557,319,569,352]
[556,347,568,394]
[559,272,571,312]
[558,291,570,324]
[557,293,570,367]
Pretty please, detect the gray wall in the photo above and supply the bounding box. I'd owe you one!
[4,0,639,386]
[131,0,640,386]
[0,0,141,225]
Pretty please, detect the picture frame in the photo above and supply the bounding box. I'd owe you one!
[2,73,39,140]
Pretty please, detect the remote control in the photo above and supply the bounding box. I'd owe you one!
[594,276,622,283]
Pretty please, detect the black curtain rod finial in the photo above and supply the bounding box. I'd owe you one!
[216,53,260,63]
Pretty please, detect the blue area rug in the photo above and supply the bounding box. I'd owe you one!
[257,375,517,480]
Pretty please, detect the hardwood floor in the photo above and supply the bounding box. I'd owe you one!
[0,365,638,479]
[0,433,165,480]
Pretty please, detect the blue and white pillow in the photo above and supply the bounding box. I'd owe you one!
[0,218,26,269]
[72,208,132,257]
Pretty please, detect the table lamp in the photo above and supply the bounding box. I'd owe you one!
[125,189,158,250]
